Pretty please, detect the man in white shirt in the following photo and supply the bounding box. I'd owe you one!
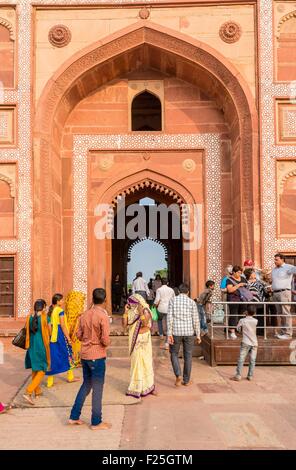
[154,278,175,349]
[132,272,150,301]
[272,253,296,339]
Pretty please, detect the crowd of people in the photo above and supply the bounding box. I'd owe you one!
[6,252,296,428]
[220,254,296,340]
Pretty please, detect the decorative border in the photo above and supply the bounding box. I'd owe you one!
[0,1,32,318]
[259,0,296,266]
[73,134,221,296]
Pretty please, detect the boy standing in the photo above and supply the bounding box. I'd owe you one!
[232,305,258,381]
[196,280,215,336]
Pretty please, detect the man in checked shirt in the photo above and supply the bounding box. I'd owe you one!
[167,283,201,386]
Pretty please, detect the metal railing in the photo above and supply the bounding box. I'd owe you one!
[210,301,296,340]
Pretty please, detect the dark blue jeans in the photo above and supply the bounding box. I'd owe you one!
[197,304,208,333]
[169,336,194,384]
[70,358,106,426]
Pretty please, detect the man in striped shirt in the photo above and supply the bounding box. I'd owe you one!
[167,284,201,386]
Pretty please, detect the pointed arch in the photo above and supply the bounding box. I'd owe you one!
[33,20,259,299]
[96,168,195,208]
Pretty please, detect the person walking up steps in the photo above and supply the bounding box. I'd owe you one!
[154,277,175,349]
[132,272,150,301]
[196,280,215,336]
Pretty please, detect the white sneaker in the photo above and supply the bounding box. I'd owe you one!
[276,334,291,340]
[230,332,237,340]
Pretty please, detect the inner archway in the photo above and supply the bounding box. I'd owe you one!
[127,238,168,289]
[111,183,184,297]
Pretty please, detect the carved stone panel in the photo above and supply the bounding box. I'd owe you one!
[0,106,15,146]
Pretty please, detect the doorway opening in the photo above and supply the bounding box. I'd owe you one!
[111,185,183,308]
[127,238,168,291]
[0,256,14,317]
[131,91,162,131]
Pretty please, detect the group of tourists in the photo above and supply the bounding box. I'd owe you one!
[122,281,201,396]
[18,280,203,429]
[8,252,296,428]
[21,288,111,429]
[220,253,296,340]
[22,292,82,406]
[221,253,296,381]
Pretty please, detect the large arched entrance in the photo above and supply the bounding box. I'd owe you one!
[91,170,197,310]
[33,21,259,305]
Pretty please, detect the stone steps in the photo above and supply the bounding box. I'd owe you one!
[108,336,202,358]
[0,318,202,359]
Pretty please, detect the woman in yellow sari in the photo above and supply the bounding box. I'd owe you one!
[65,290,86,367]
[46,293,79,387]
[123,294,156,398]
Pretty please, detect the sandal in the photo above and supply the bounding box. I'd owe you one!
[67,377,80,383]
[23,394,35,406]
[68,419,85,425]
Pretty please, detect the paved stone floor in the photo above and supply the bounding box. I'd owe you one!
[1,338,296,450]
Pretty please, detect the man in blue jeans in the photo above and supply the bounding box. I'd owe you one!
[167,283,201,386]
[69,288,111,430]
[232,305,258,381]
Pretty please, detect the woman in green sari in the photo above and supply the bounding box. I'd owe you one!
[23,299,51,405]
[123,294,156,398]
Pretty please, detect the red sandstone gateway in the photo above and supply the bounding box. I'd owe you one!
[0,2,295,364]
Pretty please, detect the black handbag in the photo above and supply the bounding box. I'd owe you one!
[12,326,27,350]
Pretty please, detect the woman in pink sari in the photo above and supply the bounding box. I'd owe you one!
[0,402,10,413]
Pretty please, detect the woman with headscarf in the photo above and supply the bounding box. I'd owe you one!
[65,290,86,367]
[46,293,79,387]
[23,299,51,405]
[122,294,156,398]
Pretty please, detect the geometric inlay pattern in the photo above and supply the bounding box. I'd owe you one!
[73,133,222,296]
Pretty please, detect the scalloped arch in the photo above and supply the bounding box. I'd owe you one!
[127,237,168,262]
[111,178,185,207]
[277,10,296,36]
[0,17,15,41]
[280,169,296,193]
[0,173,15,197]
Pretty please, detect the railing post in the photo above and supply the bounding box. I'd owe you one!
[225,303,229,340]
[263,303,267,340]
[211,307,214,340]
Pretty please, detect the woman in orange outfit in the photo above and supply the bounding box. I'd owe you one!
[23,299,51,405]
